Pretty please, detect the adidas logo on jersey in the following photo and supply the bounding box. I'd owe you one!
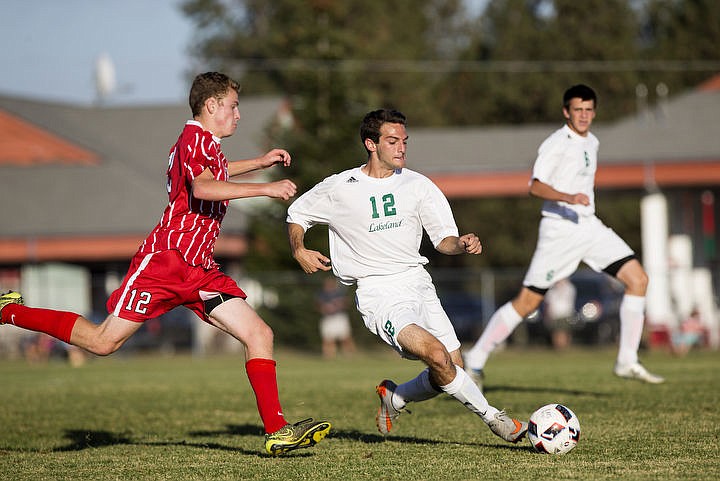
[346,176,358,183]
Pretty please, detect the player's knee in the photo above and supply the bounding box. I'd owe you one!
[89,329,127,356]
[622,267,648,295]
[424,346,453,373]
[628,272,648,295]
[87,339,121,356]
[244,321,274,350]
[259,322,274,343]
[513,291,543,317]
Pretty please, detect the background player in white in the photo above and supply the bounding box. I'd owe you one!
[286,109,527,444]
[0,72,330,456]
[464,84,664,386]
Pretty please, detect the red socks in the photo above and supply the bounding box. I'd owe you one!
[1,304,78,343]
[245,358,288,434]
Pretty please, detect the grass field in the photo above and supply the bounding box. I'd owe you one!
[1,346,718,480]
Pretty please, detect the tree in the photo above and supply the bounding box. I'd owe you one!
[436,0,643,124]
[640,0,720,94]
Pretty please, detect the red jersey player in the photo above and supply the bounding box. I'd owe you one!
[0,72,330,456]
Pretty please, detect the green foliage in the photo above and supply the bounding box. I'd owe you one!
[436,0,646,123]
[182,0,719,126]
[1,349,718,480]
[640,0,720,92]
[182,0,462,121]
[595,190,645,253]
[449,197,544,268]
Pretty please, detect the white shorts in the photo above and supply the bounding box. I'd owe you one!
[524,215,634,290]
[319,312,352,340]
[355,266,461,359]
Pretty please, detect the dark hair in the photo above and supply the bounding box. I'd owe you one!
[563,84,597,109]
[189,72,240,117]
[360,109,406,153]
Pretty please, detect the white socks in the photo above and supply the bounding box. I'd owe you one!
[440,365,498,423]
[391,366,499,423]
[465,302,523,370]
[617,294,645,366]
[393,368,440,410]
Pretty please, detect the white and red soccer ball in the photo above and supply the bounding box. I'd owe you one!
[528,403,581,454]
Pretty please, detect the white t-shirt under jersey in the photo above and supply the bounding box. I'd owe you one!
[287,166,459,285]
[532,124,599,222]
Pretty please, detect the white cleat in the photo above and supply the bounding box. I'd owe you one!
[376,379,403,435]
[614,362,665,384]
[487,410,528,443]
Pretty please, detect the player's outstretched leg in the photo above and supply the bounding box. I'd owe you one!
[487,411,528,443]
[264,418,331,456]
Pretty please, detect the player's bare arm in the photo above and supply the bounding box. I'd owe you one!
[227,148,292,177]
[287,223,332,273]
[529,178,590,206]
[192,168,297,201]
[436,233,482,255]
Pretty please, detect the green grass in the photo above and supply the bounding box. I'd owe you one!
[0,347,718,480]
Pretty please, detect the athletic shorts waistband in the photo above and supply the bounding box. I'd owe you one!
[356,265,427,289]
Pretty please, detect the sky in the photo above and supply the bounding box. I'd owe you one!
[0,0,194,106]
[0,0,489,107]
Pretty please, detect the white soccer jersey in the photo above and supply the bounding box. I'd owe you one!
[287,166,459,285]
[523,124,634,288]
[532,124,599,221]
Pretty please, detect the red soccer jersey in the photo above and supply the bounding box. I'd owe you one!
[138,121,229,269]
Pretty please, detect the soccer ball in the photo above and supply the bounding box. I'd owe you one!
[527,403,581,454]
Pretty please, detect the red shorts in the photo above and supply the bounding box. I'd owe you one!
[106,249,246,323]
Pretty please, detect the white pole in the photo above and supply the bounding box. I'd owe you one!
[668,234,694,321]
[692,268,719,349]
[641,193,676,328]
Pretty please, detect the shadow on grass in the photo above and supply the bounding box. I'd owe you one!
[54,429,266,456]
[323,427,532,452]
[0,427,283,457]
[193,424,527,451]
[1,422,532,456]
[480,385,607,397]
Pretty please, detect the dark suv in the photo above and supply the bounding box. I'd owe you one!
[526,270,625,345]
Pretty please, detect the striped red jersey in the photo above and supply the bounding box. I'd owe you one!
[139,121,229,269]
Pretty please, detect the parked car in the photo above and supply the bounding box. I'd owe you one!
[438,291,485,341]
[526,270,625,345]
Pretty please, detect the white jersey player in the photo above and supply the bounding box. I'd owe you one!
[464,84,664,385]
[287,109,528,444]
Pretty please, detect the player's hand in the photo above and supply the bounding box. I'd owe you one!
[459,233,482,255]
[293,248,332,274]
[266,179,297,200]
[569,193,590,206]
[259,148,291,169]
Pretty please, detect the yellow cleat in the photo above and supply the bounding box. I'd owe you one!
[264,418,331,456]
[0,291,23,323]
